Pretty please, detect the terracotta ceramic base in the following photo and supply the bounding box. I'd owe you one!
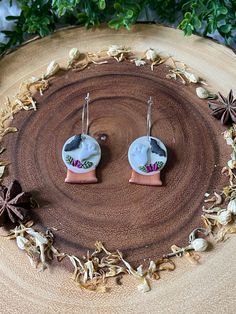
[65,169,98,184]
[129,170,162,186]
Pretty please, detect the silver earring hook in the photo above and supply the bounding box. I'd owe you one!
[81,93,90,135]
[147,96,153,140]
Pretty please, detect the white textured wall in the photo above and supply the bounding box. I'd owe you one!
[0,0,21,43]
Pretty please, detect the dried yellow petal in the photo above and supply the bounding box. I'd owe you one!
[0,127,18,137]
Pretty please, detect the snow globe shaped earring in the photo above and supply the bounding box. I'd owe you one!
[128,97,167,186]
[62,93,101,184]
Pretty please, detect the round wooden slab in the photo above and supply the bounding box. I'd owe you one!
[2,59,230,265]
[0,25,236,313]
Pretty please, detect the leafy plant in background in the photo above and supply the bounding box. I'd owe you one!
[0,0,235,56]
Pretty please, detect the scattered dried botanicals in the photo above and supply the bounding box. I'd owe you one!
[209,89,236,125]
[68,50,108,72]
[0,180,32,225]
[66,241,126,292]
[6,222,63,272]
[165,228,209,261]
[200,124,236,241]
[166,58,204,85]
[107,45,130,62]
[145,48,168,71]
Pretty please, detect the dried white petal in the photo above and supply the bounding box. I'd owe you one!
[137,278,151,293]
[0,165,5,178]
[148,260,157,273]
[227,199,236,215]
[226,137,234,146]
[136,265,144,276]
[84,260,94,281]
[134,59,146,66]
[16,236,29,250]
[184,71,199,83]
[228,159,236,169]
[26,228,48,245]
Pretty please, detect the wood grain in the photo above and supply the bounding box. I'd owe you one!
[1,59,229,266]
[0,25,235,313]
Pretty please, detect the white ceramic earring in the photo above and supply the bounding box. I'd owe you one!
[128,97,167,186]
[62,93,101,184]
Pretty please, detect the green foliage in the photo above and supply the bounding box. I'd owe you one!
[0,0,235,56]
[178,0,236,46]
[108,1,146,30]
[149,0,181,23]
[0,0,56,55]
[52,0,81,16]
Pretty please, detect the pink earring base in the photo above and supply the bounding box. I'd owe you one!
[129,170,162,186]
[65,169,98,184]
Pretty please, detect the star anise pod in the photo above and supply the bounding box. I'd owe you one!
[0,180,32,225]
[208,89,236,125]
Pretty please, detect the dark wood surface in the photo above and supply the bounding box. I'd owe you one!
[2,60,229,266]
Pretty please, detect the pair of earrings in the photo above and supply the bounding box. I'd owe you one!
[62,94,167,186]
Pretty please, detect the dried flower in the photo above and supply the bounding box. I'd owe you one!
[165,228,209,258]
[67,48,81,68]
[191,238,208,252]
[215,210,231,225]
[43,61,60,79]
[218,210,232,225]
[118,250,151,293]
[69,48,80,61]
[107,45,129,62]
[0,180,32,225]
[208,89,236,125]
[107,45,122,57]
[196,87,217,99]
[145,48,158,61]
[6,222,63,272]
